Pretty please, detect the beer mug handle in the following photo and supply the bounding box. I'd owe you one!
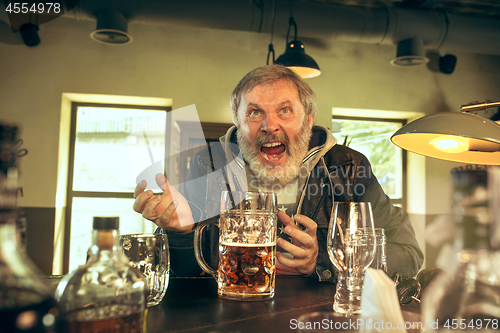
[194,221,217,277]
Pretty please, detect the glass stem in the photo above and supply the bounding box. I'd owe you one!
[333,270,364,314]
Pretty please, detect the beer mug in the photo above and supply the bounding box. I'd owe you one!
[120,233,170,307]
[194,191,278,301]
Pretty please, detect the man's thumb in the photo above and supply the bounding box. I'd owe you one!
[155,173,168,191]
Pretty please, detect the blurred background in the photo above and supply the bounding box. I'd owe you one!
[1,0,499,275]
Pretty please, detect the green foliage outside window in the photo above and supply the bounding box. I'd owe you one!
[332,119,403,199]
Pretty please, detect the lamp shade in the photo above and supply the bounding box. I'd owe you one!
[391,112,500,165]
[390,37,429,67]
[90,9,132,45]
[275,40,321,78]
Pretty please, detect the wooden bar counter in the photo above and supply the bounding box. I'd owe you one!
[145,276,421,333]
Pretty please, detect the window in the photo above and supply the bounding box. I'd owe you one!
[331,116,406,208]
[64,103,171,273]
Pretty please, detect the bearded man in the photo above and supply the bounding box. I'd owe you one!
[133,65,423,282]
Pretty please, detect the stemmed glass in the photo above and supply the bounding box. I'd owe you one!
[327,202,376,314]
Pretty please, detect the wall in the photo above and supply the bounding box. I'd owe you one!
[0,14,499,274]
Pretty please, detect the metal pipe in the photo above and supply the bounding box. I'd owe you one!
[461,102,500,113]
[67,0,500,55]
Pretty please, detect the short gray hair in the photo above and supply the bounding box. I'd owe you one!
[230,65,317,126]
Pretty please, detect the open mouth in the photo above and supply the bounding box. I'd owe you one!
[260,141,286,162]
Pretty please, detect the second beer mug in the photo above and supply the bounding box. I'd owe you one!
[194,191,278,301]
[120,233,170,307]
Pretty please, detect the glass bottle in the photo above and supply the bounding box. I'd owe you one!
[0,122,61,332]
[369,228,387,273]
[421,167,500,332]
[55,216,146,332]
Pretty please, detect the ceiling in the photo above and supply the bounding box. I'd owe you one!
[2,0,500,57]
[2,1,500,28]
[4,1,499,29]
[308,0,500,19]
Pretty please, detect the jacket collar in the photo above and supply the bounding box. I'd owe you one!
[219,125,336,166]
[217,125,337,193]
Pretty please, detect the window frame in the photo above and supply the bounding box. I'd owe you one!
[63,102,171,273]
[331,115,407,210]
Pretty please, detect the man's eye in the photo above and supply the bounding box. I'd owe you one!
[280,108,291,115]
[248,110,263,120]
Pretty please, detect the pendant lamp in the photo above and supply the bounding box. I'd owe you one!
[391,102,500,165]
[275,17,320,79]
[390,37,429,67]
[90,9,132,45]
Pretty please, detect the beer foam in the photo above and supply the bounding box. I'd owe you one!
[220,241,276,247]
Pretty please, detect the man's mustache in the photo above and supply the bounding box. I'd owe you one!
[255,133,290,148]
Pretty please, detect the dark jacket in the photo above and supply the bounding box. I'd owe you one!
[160,126,423,282]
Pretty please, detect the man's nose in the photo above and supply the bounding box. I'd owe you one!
[261,114,280,134]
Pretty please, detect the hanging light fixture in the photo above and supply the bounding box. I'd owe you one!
[390,36,429,67]
[266,0,277,67]
[90,9,132,45]
[275,16,321,79]
[391,101,500,165]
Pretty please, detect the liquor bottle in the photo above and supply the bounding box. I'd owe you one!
[55,216,147,332]
[421,167,500,332]
[0,122,61,332]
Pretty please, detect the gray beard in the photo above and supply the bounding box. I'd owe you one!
[237,124,312,186]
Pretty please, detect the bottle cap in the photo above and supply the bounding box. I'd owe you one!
[0,122,18,141]
[0,123,19,174]
[93,216,119,230]
[452,167,487,191]
[451,167,490,250]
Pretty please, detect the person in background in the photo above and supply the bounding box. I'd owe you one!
[133,64,423,282]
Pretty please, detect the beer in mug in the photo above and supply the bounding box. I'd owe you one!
[195,192,278,301]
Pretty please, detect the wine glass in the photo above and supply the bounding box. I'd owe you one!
[327,202,376,314]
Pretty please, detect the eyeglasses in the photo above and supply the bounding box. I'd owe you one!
[393,267,444,305]
[394,275,421,305]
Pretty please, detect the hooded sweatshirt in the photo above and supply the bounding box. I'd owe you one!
[162,125,423,282]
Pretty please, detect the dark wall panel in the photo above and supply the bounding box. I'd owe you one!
[22,207,55,275]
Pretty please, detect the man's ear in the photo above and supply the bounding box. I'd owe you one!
[232,114,239,128]
[307,114,314,129]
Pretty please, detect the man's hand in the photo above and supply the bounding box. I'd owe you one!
[276,211,318,275]
[133,173,194,232]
